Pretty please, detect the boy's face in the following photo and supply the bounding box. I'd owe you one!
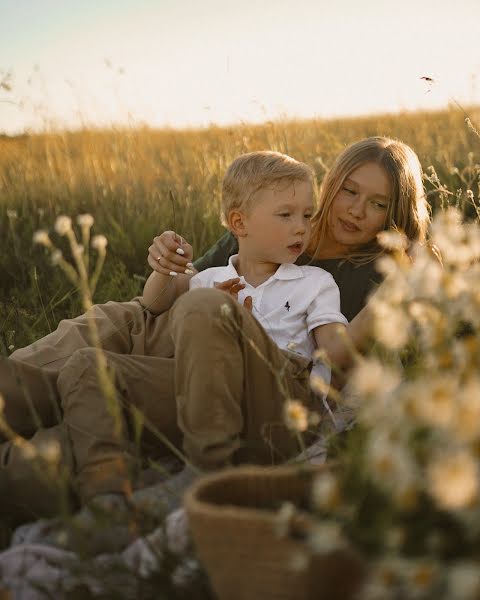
[239,180,314,264]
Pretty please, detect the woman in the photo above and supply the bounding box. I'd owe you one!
[0,136,430,524]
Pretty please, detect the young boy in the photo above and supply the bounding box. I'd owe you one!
[186,151,348,387]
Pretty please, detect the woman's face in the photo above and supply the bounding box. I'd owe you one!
[327,162,391,254]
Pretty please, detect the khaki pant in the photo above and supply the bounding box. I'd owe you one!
[1,290,317,514]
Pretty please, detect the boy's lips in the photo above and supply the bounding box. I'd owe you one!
[287,242,303,254]
[339,218,361,233]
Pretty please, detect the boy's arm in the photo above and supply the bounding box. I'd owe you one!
[313,305,373,372]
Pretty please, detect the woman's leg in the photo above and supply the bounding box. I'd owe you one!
[0,424,76,524]
[169,287,318,471]
[58,349,181,503]
[0,358,60,440]
[10,299,150,370]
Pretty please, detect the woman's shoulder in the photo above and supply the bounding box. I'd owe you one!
[297,255,383,321]
[302,255,382,282]
[193,231,238,272]
[296,264,337,285]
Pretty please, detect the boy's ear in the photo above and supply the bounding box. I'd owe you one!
[228,210,248,237]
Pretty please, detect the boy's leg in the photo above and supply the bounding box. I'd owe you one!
[58,349,181,504]
[169,288,318,471]
[0,358,60,441]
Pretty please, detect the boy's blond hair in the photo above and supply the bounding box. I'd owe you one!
[221,151,315,228]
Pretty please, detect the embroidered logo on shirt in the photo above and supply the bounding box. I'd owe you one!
[284,301,290,312]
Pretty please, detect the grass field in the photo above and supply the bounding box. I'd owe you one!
[1,105,479,349]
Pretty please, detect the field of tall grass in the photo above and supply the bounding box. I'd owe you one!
[1,105,479,350]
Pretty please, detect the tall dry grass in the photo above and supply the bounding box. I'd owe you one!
[1,105,479,348]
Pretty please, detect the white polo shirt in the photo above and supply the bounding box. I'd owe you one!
[189,255,348,372]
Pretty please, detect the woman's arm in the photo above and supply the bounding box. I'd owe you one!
[140,231,195,314]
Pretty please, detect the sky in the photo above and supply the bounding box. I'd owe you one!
[0,0,479,134]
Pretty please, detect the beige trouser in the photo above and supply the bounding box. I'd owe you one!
[1,290,318,513]
[59,288,318,502]
[1,299,174,520]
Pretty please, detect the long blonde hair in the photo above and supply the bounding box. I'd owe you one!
[308,137,430,261]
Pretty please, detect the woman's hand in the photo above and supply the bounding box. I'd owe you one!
[215,278,253,311]
[147,231,195,277]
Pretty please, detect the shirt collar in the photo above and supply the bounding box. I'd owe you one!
[216,254,304,283]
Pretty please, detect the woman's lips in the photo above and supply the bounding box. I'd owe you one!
[339,218,360,233]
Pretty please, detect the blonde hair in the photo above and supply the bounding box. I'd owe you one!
[221,151,315,228]
[308,137,430,262]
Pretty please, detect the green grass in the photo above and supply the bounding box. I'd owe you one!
[1,105,479,348]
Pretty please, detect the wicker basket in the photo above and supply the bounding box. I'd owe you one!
[184,465,364,600]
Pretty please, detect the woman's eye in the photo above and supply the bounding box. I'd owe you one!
[343,187,356,195]
[304,214,312,219]
[372,201,387,210]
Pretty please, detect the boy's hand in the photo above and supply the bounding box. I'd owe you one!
[148,231,195,277]
[215,278,253,312]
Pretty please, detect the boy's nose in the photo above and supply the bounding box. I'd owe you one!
[294,221,307,234]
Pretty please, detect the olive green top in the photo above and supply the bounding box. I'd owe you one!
[193,232,382,322]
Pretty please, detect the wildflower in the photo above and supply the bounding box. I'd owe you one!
[6,209,17,219]
[284,399,308,432]
[367,430,416,500]
[310,374,330,397]
[349,357,400,398]
[33,230,51,247]
[427,451,478,510]
[275,501,296,537]
[290,550,309,572]
[77,213,94,228]
[453,378,480,442]
[38,440,60,464]
[220,303,232,317]
[51,250,63,266]
[385,527,406,551]
[311,471,340,511]
[407,561,438,596]
[370,299,410,350]
[91,234,108,251]
[309,522,345,553]
[403,376,457,429]
[377,230,408,252]
[447,562,480,600]
[54,215,72,236]
[19,441,36,460]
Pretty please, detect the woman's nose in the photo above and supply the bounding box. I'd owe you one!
[348,197,366,218]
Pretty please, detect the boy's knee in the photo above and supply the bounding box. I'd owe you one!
[172,287,238,321]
